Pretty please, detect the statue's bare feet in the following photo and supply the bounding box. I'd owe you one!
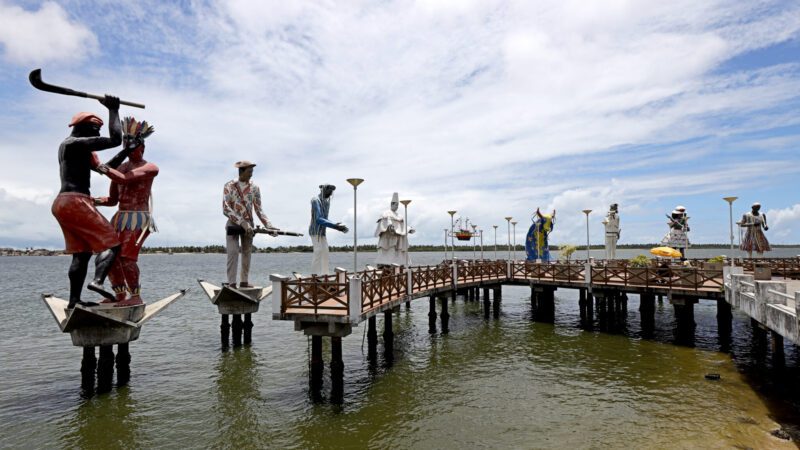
[87,281,115,300]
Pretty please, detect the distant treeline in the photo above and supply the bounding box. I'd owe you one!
[139,243,800,254]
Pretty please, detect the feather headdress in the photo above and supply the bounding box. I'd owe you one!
[122,116,155,140]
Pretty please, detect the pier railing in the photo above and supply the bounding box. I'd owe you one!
[273,258,780,321]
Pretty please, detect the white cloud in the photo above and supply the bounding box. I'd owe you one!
[0,1,98,65]
[2,0,800,250]
[766,204,800,239]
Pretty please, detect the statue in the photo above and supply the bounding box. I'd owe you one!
[309,184,348,275]
[51,95,143,308]
[94,117,158,306]
[739,202,771,258]
[374,193,414,266]
[525,208,556,262]
[222,161,275,288]
[661,205,690,259]
[602,203,621,260]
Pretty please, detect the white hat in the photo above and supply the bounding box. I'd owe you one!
[391,192,399,203]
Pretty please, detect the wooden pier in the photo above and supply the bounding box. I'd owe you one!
[271,258,800,400]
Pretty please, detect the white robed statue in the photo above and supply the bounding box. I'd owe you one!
[374,193,414,266]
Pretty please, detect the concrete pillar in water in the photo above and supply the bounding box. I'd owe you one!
[716,299,733,336]
[367,316,377,360]
[493,286,502,318]
[483,287,490,302]
[483,291,491,319]
[116,343,131,387]
[440,295,450,334]
[428,296,437,334]
[406,301,411,309]
[232,314,243,347]
[220,314,230,348]
[243,313,254,345]
[639,293,656,337]
[586,292,594,321]
[97,345,115,393]
[330,336,344,404]
[310,335,323,392]
[673,298,696,344]
[383,310,395,356]
[81,346,96,392]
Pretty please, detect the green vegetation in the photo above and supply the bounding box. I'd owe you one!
[706,255,726,264]
[559,244,577,262]
[628,254,650,268]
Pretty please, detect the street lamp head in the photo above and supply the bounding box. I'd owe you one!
[400,199,412,206]
[723,196,738,204]
[346,178,364,187]
[471,224,478,230]
[511,221,517,226]
[493,225,498,229]
[504,216,512,221]
[582,209,592,215]
[448,210,457,216]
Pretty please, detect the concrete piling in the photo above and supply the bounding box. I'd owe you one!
[330,336,344,404]
[97,345,115,393]
[383,310,394,355]
[367,316,377,359]
[310,335,323,392]
[232,314,243,347]
[428,296,437,334]
[81,346,96,391]
[220,314,230,348]
[115,343,131,387]
[243,313,253,345]
[440,295,450,334]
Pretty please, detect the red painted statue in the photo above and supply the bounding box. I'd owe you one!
[95,117,158,306]
[52,96,139,308]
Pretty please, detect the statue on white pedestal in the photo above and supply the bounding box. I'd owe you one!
[661,205,690,259]
[602,203,620,260]
[374,192,414,267]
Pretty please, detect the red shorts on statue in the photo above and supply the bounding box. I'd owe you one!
[51,193,119,254]
[118,228,149,261]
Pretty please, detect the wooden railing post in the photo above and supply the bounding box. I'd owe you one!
[452,260,459,289]
[349,275,362,323]
[270,274,289,319]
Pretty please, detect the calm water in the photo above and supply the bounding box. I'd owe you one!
[2,249,800,448]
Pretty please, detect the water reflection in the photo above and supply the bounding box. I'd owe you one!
[211,347,264,448]
[60,388,141,449]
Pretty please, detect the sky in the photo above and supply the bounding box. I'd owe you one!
[0,0,799,251]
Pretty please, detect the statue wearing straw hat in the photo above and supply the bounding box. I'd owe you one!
[661,206,690,259]
[222,161,274,288]
[374,192,414,267]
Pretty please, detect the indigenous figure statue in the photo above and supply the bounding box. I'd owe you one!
[374,192,414,266]
[94,117,158,306]
[51,96,139,308]
[602,203,621,260]
[739,202,771,258]
[222,161,274,288]
[661,205,690,259]
[309,184,348,275]
[525,208,556,262]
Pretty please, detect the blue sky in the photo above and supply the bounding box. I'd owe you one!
[0,0,799,250]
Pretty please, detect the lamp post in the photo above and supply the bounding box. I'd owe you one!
[400,199,412,267]
[471,224,478,260]
[448,211,457,261]
[723,196,738,267]
[582,209,592,262]
[443,229,449,261]
[493,225,498,260]
[504,217,512,260]
[480,229,484,260]
[511,221,518,261]
[346,178,364,272]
